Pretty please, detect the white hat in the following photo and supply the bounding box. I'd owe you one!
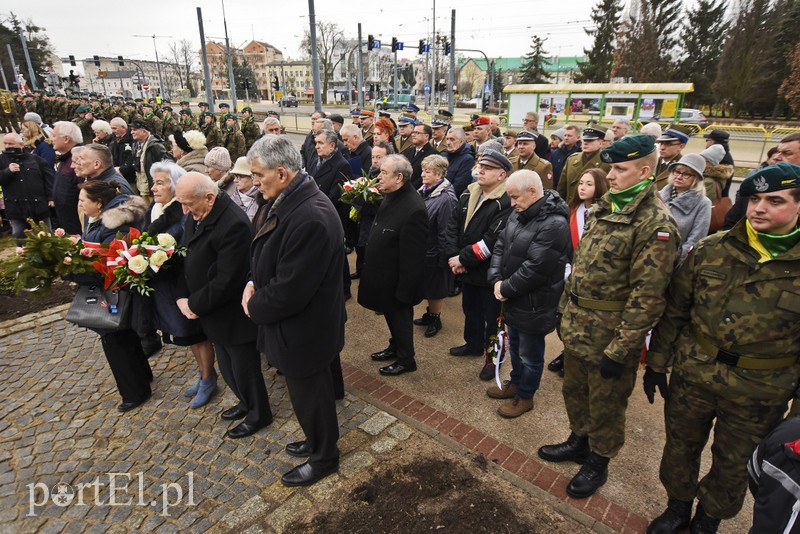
[699,144,725,167]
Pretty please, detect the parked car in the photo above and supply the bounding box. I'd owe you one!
[643,108,709,128]
[374,94,415,111]
[280,96,298,108]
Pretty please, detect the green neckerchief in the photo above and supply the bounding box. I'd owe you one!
[608,178,652,213]
[746,220,800,262]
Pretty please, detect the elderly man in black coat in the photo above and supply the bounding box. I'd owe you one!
[242,135,346,487]
[358,154,428,376]
[401,123,437,189]
[175,172,272,440]
[0,132,54,241]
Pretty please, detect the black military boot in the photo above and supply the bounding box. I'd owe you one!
[566,451,609,498]
[690,503,720,534]
[537,432,590,464]
[547,352,564,372]
[413,308,432,326]
[647,498,693,534]
[424,314,442,337]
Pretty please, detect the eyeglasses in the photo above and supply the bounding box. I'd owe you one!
[232,175,251,181]
[671,170,695,178]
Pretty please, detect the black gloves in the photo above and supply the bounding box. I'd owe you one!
[599,355,625,379]
[643,366,670,404]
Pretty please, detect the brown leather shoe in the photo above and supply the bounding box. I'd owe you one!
[497,396,533,418]
[486,380,517,399]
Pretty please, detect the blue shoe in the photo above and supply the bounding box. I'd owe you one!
[190,371,217,409]
[184,372,201,397]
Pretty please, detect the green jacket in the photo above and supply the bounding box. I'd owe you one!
[201,122,222,150]
[561,180,679,366]
[647,221,800,404]
[241,117,261,149]
[223,127,246,161]
[557,150,610,202]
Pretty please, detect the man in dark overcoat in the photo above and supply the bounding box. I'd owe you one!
[175,172,272,440]
[358,154,428,376]
[243,135,346,487]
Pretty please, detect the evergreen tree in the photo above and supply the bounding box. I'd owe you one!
[676,0,729,108]
[575,0,623,83]
[519,36,549,84]
[651,0,683,70]
[0,13,56,90]
[762,0,800,116]
[612,1,660,81]
[779,41,800,116]
[232,58,258,99]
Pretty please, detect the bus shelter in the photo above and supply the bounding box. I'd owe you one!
[502,83,694,128]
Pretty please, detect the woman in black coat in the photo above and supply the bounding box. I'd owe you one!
[358,155,428,376]
[77,180,152,412]
[145,162,217,409]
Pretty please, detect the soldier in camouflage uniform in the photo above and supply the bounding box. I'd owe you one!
[141,102,162,137]
[644,163,800,533]
[196,102,209,122]
[179,109,198,132]
[240,107,260,150]
[221,113,246,161]
[160,106,179,144]
[538,135,679,499]
[200,112,222,150]
[217,102,230,130]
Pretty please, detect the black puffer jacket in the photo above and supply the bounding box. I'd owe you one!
[0,151,53,221]
[488,190,571,334]
[444,181,512,287]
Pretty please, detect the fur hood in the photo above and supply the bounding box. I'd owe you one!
[101,195,148,230]
[704,164,735,182]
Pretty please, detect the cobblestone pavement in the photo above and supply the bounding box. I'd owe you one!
[0,319,418,534]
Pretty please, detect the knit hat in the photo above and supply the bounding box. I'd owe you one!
[551,128,565,141]
[204,147,232,171]
[700,144,725,167]
[23,112,43,125]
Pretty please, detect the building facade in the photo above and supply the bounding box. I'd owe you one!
[76,56,182,100]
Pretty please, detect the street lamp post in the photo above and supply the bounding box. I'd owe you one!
[133,34,172,100]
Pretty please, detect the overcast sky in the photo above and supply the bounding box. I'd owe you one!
[6,0,602,67]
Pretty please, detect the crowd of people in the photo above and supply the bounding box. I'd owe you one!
[1,90,800,532]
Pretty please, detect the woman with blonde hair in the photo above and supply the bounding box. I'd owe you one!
[19,120,55,166]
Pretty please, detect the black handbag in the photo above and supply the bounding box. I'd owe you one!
[66,285,132,331]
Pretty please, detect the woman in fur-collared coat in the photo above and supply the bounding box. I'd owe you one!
[77,180,153,413]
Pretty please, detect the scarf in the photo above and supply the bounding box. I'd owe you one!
[608,178,651,213]
[746,220,800,262]
[266,172,309,221]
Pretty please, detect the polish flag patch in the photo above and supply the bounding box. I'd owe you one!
[657,231,671,241]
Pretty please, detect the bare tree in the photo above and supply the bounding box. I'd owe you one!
[167,39,198,97]
[301,21,353,104]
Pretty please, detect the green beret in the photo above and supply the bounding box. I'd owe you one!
[241,106,252,113]
[75,105,90,113]
[601,135,656,163]
[739,163,800,196]
[202,111,215,118]
[180,100,190,106]
[198,102,209,107]
[224,113,237,120]
[161,105,173,112]
[179,109,192,115]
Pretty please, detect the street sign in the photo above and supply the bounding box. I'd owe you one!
[142,83,150,91]
[423,44,430,53]
[424,84,430,93]
[396,42,404,51]
[373,40,381,49]
[484,84,491,92]
[98,71,107,78]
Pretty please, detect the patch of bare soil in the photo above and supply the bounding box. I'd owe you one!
[285,436,590,534]
[0,279,75,323]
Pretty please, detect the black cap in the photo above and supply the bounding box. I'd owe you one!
[172,130,192,152]
[129,119,151,131]
[703,129,730,143]
[329,114,344,125]
[478,149,512,172]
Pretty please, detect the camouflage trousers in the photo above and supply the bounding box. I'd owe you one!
[562,353,637,458]
[660,368,793,519]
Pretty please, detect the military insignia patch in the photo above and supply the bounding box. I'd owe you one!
[754,176,769,192]
[657,231,671,241]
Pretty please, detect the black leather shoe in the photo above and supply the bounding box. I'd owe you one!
[349,271,361,280]
[285,440,312,458]
[370,348,397,361]
[479,362,495,381]
[221,405,247,421]
[449,344,483,356]
[566,452,609,499]
[424,315,442,338]
[647,498,693,534]
[281,461,339,487]
[548,353,564,372]
[225,420,271,439]
[538,432,591,463]
[118,393,150,413]
[379,362,417,376]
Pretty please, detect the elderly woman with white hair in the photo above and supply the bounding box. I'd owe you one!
[91,120,114,146]
[170,130,208,174]
[660,153,712,260]
[145,161,218,409]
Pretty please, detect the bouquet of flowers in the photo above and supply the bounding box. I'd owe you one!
[93,228,185,296]
[13,220,96,294]
[338,175,383,221]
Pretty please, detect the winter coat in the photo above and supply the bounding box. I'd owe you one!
[402,143,438,190]
[347,140,372,177]
[177,148,208,174]
[358,180,428,312]
[0,151,53,221]
[248,174,346,378]
[419,179,457,264]
[32,137,55,167]
[110,131,136,184]
[488,190,571,334]
[176,191,256,346]
[660,185,712,260]
[83,194,147,245]
[51,152,82,235]
[557,150,610,203]
[702,164,735,201]
[550,143,581,187]
[135,134,168,192]
[312,151,352,203]
[444,181,512,288]
[445,143,476,198]
[88,166,135,196]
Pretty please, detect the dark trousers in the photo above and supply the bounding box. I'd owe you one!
[100,329,152,404]
[285,367,340,469]
[342,253,351,295]
[384,304,415,367]
[461,283,500,351]
[354,245,365,275]
[215,342,272,426]
[331,354,344,400]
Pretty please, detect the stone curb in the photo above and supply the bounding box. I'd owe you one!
[341,361,650,534]
[0,303,70,339]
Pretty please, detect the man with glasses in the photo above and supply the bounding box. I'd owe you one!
[557,126,610,202]
[521,112,550,158]
[654,128,688,190]
[402,123,436,189]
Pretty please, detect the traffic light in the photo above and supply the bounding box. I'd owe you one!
[272,76,279,91]
[93,55,100,66]
[444,42,451,55]
[117,56,124,67]
[391,37,398,52]
[419,40,424,54]
[69,55,76,66]
[367,34,374,51]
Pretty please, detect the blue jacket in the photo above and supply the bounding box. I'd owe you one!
[446,142,476,197]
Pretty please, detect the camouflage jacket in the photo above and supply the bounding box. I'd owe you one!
[201,122,222,150]
[560,180,679,366]
[161,114,178,140]
[241,118,261,149]
[180,117,198,132]
[648,220,800,379]
[143,113,163,137]
[222,127,246,161]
